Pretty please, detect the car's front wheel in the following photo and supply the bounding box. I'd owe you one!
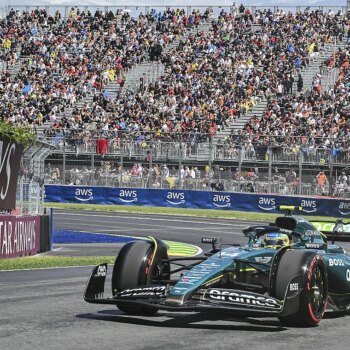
[111,241,162,316]
[272,249,328,327]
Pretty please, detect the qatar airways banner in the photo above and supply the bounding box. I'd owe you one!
[0,215,41,259]
[45,185,350,218]
[0,136,24,210]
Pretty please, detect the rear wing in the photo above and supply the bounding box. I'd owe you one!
[310,220,350,241]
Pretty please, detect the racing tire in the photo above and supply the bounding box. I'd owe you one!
[112,241,161,316]
[273,250,328,327]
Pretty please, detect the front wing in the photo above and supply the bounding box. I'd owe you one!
[84,264,301,317]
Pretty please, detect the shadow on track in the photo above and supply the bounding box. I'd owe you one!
[77,309,287,332]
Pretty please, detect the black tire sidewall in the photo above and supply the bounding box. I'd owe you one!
[111,241,158,316]
[273,249,328,326]
[112,241,153,295]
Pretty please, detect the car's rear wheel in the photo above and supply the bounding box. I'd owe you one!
[111,241,165,316]
[272,250,328,327]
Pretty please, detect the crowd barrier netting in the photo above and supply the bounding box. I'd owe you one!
[45,185,350,218]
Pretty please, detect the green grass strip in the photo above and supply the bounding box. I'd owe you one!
[0,256,115,271]
[45,202,341,222]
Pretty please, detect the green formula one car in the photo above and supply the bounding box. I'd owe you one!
[84,206,350,327]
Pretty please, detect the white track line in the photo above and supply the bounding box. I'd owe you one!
[55,212,243,226]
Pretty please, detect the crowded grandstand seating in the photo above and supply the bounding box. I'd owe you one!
[1,7,205,129]
[43,7,348,146]
[1,5,350,197]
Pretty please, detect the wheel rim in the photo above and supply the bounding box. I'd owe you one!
[310,266,324,314]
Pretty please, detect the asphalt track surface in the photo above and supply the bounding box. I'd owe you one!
[1,209,350,350]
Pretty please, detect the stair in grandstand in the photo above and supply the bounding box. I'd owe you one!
[123,62,165,92]
[36,77,121,138]
[212,98,268,143]
[213,38,348,143]
[122,20,212,94]
[296,38,348,94]
[5,52,26,77]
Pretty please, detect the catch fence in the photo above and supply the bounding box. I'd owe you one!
[43,130,349,198]
[15,141,55,216]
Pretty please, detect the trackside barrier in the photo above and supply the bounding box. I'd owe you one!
[45,185,350,218]
[0,215,41,259]
[0,214,51,259]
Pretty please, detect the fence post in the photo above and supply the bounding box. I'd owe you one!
[179,141,183,189]
[62,130,66,185]
[298,149,303,195]
[329,145,334,196]
[268,146,272,193]
[120,137,123,187]
[91,131,95,185]
[209,136,213,170]
[148,142,152,188]
[238,136,243,192]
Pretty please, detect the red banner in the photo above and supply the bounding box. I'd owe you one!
[0,215,41,259]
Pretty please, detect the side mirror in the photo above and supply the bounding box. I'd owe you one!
[201,237,218,244]
[201,237,221,255]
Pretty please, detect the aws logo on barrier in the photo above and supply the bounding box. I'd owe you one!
[300,199,317,213]
[119,190,137,203]
[339,202,350,215]
[74,188,93,202]
[258,197,275,211]
[213,194,231,208]
[167,192,185,205]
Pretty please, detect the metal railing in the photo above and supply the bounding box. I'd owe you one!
[16,141,55,215]
[1,5,349,19]
[43,130,350,198]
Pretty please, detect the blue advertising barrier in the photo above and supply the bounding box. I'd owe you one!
[44,185,350,218]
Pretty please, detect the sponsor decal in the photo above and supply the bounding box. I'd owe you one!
[304,230,320,237]
[300,199,317,213]
[339,202,350,216]
[0,216,40,258]
[329,258,345,267]
[258,197,275,211]
[119,190,137,203]
[166,192,185,205]
[289,283,299,292]
[212,194,231,208]
[220,251,240,257]
[74,188,93,202]
[254,256,272,264]
[347,269,350,282]
[305,243,325,249]
[96,265,106,277]
[0,137,24,210]
[118,286,166,298]
[205,289,282,310]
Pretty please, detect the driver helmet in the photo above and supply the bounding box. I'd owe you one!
[264,233,290,249]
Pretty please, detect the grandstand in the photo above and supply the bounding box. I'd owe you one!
[1,4,350,197]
